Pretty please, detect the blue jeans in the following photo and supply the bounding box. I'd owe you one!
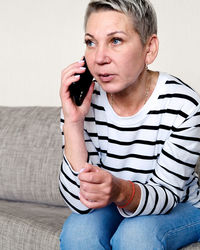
[60,203,200,250]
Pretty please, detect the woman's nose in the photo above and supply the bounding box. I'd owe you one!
[94,45,111,65]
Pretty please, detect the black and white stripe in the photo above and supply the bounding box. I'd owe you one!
[59,72,200,216]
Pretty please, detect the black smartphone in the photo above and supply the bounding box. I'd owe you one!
[69,58,93,106]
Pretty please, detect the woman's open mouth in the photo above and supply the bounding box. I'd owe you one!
[98,74,115,82]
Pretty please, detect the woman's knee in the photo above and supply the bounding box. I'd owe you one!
[60,204,123,250]
[111,215,165,250]
[60,212,106,250]
[60,214,82,250]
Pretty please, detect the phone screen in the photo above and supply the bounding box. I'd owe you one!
[69,58,93,106]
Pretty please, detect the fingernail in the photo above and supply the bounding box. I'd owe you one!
[78,60,84,64]
[74,74,80,78]
[78,168,85,174]
[80,67,86,70]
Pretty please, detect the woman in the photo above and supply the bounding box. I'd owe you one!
[59,0,200,249]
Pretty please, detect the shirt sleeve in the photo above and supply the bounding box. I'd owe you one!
[59,109,100,214]
[118,105,200,217]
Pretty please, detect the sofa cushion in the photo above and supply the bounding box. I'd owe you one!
[182,243,200,250]
[0,106,65,206]
[0,199,71,250]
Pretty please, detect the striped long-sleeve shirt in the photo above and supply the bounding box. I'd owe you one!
[59,72,200,217]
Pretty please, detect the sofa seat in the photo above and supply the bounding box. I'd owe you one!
[0,199,71,250]
[182,243,200,250]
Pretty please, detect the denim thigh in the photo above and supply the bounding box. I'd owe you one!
[60,203,123,250]
[111,203,200,250]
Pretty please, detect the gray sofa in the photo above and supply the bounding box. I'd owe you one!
[0,106,199,250]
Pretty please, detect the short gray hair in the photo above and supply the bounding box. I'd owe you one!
[84,0,157,45]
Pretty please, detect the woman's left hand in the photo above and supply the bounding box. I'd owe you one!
[78,163,122,209]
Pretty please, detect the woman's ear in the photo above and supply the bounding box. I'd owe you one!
[145,34,159,65]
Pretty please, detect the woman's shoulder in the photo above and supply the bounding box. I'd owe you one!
[158,72,200,108]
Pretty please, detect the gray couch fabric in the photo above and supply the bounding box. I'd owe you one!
[0,107,65,206]
[0,106,70,249]
[0,200,70,250]
[0,106,199,249]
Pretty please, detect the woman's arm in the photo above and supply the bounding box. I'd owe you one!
[118,107,200,217]
[59,60,96,213]
[60,60,94,172]
[63,117,88,172]
[78,106,200,217]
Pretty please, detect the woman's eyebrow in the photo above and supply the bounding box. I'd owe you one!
[85,33,94,38]
[85,31,127,38]
[107,31,127,36]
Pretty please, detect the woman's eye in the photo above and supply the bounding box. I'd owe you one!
[85,39,95,47]
[112,38,122,45]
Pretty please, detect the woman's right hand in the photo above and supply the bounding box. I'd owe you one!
[60,59,94,124]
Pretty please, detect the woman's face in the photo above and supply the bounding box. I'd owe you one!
[85,10,148,94]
